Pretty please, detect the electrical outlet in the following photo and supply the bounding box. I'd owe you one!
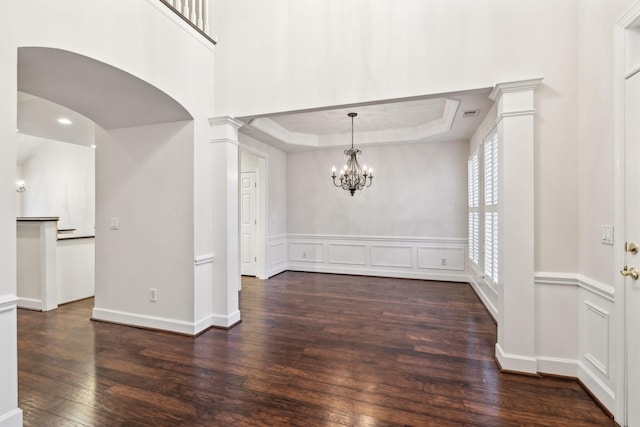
[149,288,157,302]
[441,257,447,266]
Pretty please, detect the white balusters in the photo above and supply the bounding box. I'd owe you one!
[197,0,203,31]
[190,0,197,23]
[163,0,211,37]
[202,0,209,34]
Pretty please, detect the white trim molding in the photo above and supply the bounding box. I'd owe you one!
[0,408,23,427]
[0,295,18,313]
[267,234,288,278]
[93,307,207,336]
[578,361,616,411]
[467,270,498,321]
[16,297,42,311]
[286,234,468,282]
[534,271,616,413]
[534,272,615,301]
[194,254,214,266]
[495,343,538,373]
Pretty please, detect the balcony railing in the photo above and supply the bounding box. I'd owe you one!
[159,0,216,45]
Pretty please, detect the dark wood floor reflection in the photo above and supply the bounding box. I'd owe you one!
[18,272,615,426]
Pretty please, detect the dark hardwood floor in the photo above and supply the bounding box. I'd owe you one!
[18,272,615,426]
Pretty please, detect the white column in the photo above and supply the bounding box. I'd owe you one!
[0,41,23,426]
[41,220,58,311]
[490,78,542,374]
[208,117,243,328]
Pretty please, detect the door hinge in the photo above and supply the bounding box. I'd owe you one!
[255,219,257,225]
[254,256,257,262]
[254,182,257,188]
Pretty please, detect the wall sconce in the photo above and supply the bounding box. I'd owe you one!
[16,180,26,193]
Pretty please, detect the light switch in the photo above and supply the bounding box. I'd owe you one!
[601,225,614,245]
[110,217,119,230]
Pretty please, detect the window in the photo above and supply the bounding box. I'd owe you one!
[468,149,479,266]
[483,132,498,284]
[468,130,499,286]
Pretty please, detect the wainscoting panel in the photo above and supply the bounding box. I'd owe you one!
[286,235,468,282]
[533,272,616,413]
[328,243,367,265]
[289,241,325,263]
[267,235,287,278]
[417,247,465,271]
[370,245,413,268]
[584,301,610,376]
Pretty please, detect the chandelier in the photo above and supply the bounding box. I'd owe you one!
[331,112,373,196]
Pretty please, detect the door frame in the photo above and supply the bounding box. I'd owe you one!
[614,2,640,424]
[239,145,268,280]
[240,169,258,277]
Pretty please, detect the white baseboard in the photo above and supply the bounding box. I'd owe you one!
[211,310,241,328]
[0,408,23,427]
[536,356,578,377]
[93,307,201,335]
[266,262,287,278]
[467,274,497,321]
[287,263,469,282]
[93,307,242,336]
[495,343,537,374]
[194,310,242,332]
[578,361,615,411]
[17,297,43,311]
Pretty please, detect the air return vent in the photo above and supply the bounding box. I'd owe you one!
[462,110,480,119]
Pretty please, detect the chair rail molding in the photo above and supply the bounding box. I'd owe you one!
[286,234,468,282]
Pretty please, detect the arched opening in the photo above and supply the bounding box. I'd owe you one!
[15,47,196,330]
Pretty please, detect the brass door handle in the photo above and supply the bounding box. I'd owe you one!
[626,242,639,254]
[621,266,639,280]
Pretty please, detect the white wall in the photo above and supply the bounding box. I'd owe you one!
[240,149,260,170]
[287,141,468,237]
[57,238,94,304]
[93,121,195,329]
[211,0,580,276]
[284,141,469,281]
[239,134,287,237]
[239,133,288,277]
[577,0,634,285]
[17,134,95,236]
[15,165,23,217]
[1,1,216,423]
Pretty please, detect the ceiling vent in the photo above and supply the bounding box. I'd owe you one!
[462,109,480,119]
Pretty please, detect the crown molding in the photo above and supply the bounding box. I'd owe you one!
[489,78,544,101]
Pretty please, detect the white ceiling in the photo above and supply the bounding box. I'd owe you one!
[17,92,95,145]
[238,87,494,152]
[18,47,192,130]
[16,92,97,164]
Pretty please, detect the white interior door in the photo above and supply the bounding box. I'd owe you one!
[240,171,257,276]
[624,69,640,426]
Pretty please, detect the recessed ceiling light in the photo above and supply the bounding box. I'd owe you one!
[57,117,72,125]
[90,144,97,148]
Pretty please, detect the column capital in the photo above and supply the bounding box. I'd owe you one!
[208,116,245,130]
[209,116,245,143]
[490,78,543,119]
[489,78,543,102]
